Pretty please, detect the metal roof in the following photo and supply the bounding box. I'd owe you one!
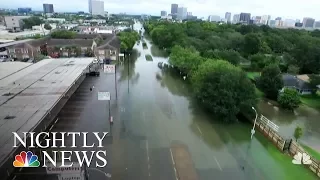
[0,39,33,48]
[0,58,94,166]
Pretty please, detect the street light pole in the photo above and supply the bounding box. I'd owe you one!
[250,107,258,139]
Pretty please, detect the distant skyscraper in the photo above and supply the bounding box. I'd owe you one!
[261,15,270,25]
[268,20,276,27]
[187,12,192,16]
[171,4,178,15]
[208,15,220,22]
[296,19,300,23]
[239,13,251,24]
[88,0,92,13]
[177,7,187,20]
[43,4,54,13]
[91,0,104,16]
[275,17,281,20]
[18,8,32,14]
[225,12,231,23]
[233,14,240,24]
[314,21,320,28]
[161,11,167,16]
[284,19,295,27]
[303,17,315,28]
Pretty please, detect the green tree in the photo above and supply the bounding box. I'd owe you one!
[249,53,266,70]
[206,49,242,66]
[44,23,52,30]
[278,88,301,110]
[192,60,257,122]
[294,126,303,142]
[309,74,320,94]
[287,65,300,75]
[257,64,283,100]
[51,30,76,39]
[169,45,206,76]
[22,16,43,29]
[243,33,262,56]
[117,31,139,52]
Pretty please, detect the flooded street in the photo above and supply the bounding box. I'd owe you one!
[258,97,320,150]
[109,22,317,180]
[14,22,317,180]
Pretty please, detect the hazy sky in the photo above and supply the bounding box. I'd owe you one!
[3,0,320,20]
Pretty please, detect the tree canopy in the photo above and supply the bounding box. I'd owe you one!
[257,64,283,100]
[44,23,52,30]
[22,17,43,29]
[117,30,139,52]
[50,30,76,39]
[278,88,301,110]
[144,20,320,74]
[192,60,256,122]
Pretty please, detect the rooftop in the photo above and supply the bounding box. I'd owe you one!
[0,58,94,166]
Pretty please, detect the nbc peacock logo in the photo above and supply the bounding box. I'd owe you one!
[13,151,40,167]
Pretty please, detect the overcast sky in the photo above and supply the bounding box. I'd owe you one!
[3,0,320,20]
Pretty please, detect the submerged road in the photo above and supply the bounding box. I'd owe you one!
[12,22,316,180]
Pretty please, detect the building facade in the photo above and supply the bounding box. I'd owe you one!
[4,16,29,32]
[18,8,32,14]
[171,4,178,15]
[88,0,92,13]
[314,21,320,29]
[233,14,240,24]
[177,7,187,20]
[91,0,104,16]
[161,11,167,16]
[43,4,54,13]
[239,13,251,24]
[225,12,231,23]
[302,17,315,28]
[208,15,220,22]
[284,19,295,27]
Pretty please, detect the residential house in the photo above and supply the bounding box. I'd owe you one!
[95,34,120,61]
[2,33,120,61]
[282,74,313,95]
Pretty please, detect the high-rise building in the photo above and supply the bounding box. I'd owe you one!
[233,14,240,24]
[268,20,276,27]
[177,7,187,20]
[43,4,54,13]
[302,17,315,28]
[18,8,32,14]
[314,21,320,29]
[88,0,92,13]
[261,15,270,25]
[225,12,231,23]
[253,16,261,24]
[296,19,300,23]
[91,0,104,16]
[171,4,178,15]
[187,12,192,16]
[275,17,281,20]
[161,11,167,16]
[284,19,295,27]
[239,13,251,24]
[208,15,220,22]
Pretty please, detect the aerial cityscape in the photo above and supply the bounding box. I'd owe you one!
[0,1,320,180]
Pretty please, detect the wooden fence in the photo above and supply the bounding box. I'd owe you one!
[253,114,320,178]
[255,117,286,151]
[289,141,320,177]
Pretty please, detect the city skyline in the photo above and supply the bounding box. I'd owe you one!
[3,0,320,20]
